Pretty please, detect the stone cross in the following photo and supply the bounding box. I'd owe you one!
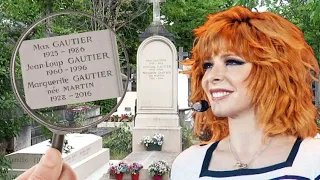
[148,0,165,24]
[177,47,189,69]
[315,80,320,107]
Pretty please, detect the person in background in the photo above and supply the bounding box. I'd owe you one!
[171,5,320,180]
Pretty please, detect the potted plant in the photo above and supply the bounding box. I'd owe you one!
[128,162,143,180]
[140,133,164,151]
[108,162,128,180]
[148,160,170,180]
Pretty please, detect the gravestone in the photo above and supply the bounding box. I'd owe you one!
[177,47,188,70]
[7,125,31,152]
[6,133,110,180]
[177,47,190,111]
[133,35,182,153]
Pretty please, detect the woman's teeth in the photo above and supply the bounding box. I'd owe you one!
[212,92,231,98]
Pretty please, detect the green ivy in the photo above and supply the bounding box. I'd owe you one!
[0,153,11,179]
[182,124,196,150]
[94,99,117,115]
[103,123,132,159]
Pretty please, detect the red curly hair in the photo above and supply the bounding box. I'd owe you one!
[183,6,320,143]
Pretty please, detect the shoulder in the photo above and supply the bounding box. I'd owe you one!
[299,137,320,154]
[170,143,215,180]
[296,137,320,179]
[173,143,211,165]
[297,137,320,164]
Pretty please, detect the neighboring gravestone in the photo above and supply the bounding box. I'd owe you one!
[177,47,188,70]
[7,125,31,152]
[6,134,110,180]
[133,35,182,153]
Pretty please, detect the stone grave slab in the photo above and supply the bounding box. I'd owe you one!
[6,133,102,169]
[72,148,109,179]
[7,133,111,180]
[9,148,110,180]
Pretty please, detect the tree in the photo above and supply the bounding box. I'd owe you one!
[91,0,152,65]
[162,0,320,63]
[161,0,233,53]
[0,0,42,149]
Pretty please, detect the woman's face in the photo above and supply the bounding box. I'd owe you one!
[201,53,253,118]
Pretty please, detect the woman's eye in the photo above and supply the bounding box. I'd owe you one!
[203,62,213,70]
[226,59,245,65]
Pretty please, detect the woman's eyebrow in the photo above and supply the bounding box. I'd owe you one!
[209,53,239,60]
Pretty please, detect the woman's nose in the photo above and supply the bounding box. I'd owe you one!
[207,64,225,83]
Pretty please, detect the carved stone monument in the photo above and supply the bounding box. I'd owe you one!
[133,35,182,152]
[123,2,181,179]
[7,134,110,180]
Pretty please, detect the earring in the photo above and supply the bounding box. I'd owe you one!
[199,128,212,142]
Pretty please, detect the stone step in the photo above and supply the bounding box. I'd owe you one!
[85,162,110,180]
[72,148,110,180]
[8,148,110,180]
[6,133,102,169]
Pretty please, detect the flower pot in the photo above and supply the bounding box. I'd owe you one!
[153,174,163,180]
[115,173,124,180]
[131,173,139,180]
[146,144,162,151]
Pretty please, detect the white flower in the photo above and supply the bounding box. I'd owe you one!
[140,133,164,147]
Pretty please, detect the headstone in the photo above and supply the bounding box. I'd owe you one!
[115,92,137,116]
[315,79,320,107]
[177,47,190,111]
[133,35,182,153]
[177,47,188,70]
[178,72,189,110]
[19,30,123,110]
[7,134,110,180]
[9,125,31,152]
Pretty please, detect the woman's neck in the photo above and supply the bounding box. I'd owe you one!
[227,109,269,156]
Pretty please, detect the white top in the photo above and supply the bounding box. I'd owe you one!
[171,137,320,180]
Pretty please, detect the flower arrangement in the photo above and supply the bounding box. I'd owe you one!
[108,161,129,175]
[108,114,119,122]
[107,113,134,122]
[148,160,170,177]
[128,162,143,174]
[140,133,164,147]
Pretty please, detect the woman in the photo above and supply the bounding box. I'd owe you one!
[171,6,320,180]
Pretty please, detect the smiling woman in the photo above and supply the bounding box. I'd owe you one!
[171,5,320,180]
[201,54,252,118]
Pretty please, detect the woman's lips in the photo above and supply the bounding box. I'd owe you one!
[210,89,233,102]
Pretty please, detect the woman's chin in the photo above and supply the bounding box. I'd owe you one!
[211,108,239,118]
[212,111,229,118]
